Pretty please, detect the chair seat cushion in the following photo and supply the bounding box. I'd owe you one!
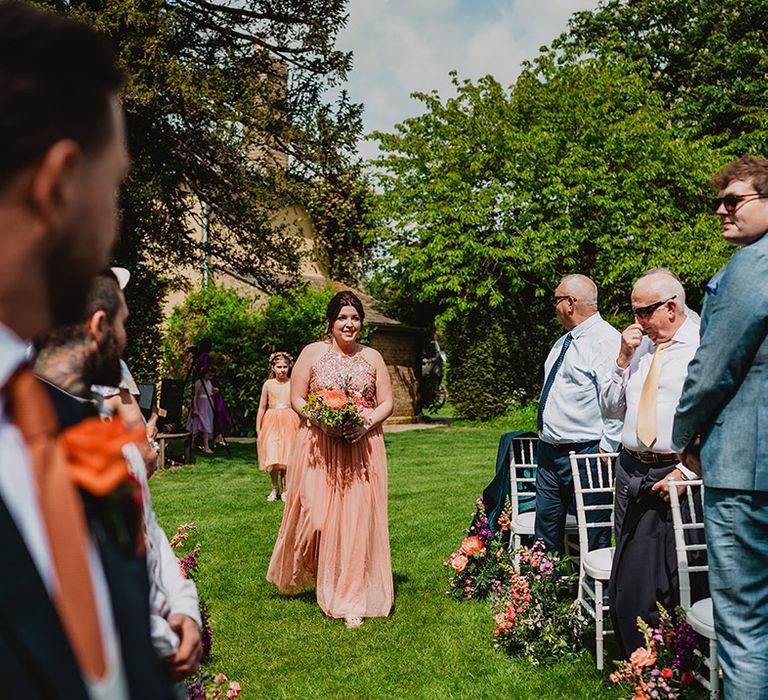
[511,511,535,535]
[510,511,579,536]
[583,547,614,579]
[687,598,716,639]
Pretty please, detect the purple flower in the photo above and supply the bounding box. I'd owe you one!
[199,599,213,663]
[186,680,204,699]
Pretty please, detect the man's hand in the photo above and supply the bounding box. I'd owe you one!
[617,323,644,368]
[165,613,203,682]
[651,467,687,503]
[678,437,702,476]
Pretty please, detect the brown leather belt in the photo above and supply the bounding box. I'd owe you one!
[623,448,678,465]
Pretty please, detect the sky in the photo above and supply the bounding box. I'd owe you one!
[336,0,602,162]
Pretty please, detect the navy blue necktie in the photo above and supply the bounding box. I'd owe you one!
[537,332,573,432]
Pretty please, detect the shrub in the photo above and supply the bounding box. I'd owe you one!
[442,308,517,420]
[161,285,262,436]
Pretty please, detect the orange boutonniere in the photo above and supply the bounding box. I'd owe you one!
[61,417,145,496]
[61,417,147,555]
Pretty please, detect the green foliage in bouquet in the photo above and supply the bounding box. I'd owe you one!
[444,499,512,601]
[610,604,708,700]
[492,540,588,665]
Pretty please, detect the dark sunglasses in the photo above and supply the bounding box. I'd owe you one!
[553,295,574,307]
[633,295,676,319]
[711,192,768,214]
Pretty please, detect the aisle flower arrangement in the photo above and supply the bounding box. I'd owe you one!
[491,539,588,664]
[444,499,510,601]
[609,605,707,700]
[171,523,241,699]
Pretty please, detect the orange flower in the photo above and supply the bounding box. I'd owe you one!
[461,535,485,556]
[629,645,657,671]
[323,389,348,410]
[633,686,650,700]
[62,417,145,496]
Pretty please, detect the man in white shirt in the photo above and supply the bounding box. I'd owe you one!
[535,274,623,555]
[601,269,706,657]
[0,3,172,697]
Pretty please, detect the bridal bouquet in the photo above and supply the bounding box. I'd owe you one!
[303,379,374,429]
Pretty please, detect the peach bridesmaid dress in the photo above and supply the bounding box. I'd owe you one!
[257,386,300,472]
[266,350,393,620]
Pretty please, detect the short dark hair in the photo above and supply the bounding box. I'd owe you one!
[324,291,365,336]
[713,155,768,194]
[36,271,123,349]
[0,1,125,190]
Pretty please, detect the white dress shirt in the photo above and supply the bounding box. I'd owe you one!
[601,314,700,454]
[122,443,201,658]
[0,323,128,700]
[539,313,624,451]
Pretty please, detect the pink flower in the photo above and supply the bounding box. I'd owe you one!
[227,681,241,698]
[450,553,468,573]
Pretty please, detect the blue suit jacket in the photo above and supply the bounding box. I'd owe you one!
[672,232,768,492]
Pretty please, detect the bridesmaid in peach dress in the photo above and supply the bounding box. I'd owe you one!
[256,351,300,502]
[267,291,394,628]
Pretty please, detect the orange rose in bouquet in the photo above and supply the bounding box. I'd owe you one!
[461,535,486,556]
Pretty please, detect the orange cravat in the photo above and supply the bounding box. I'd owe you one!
[4,370,107,680]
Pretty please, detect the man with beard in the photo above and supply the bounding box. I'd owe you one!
[0,2,172,697]
[35,271,204,687]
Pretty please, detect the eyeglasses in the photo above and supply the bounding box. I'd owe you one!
[711,192,768,214]
[632,295,676,319]
[553,295,575,307]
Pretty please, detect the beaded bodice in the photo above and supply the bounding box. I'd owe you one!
[309,350,376,398]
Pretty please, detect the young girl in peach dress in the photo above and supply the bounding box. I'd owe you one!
[267,291,394,628]
[256,352,300,502]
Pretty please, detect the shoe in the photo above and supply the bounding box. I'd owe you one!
[202,448,214,455]
[267,489,278,502]
[344,616,364,629]
[281,491,287,502]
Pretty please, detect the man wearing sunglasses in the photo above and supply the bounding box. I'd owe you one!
[600,269,704,658]
[534,274,623,556]
[672,155,768,699]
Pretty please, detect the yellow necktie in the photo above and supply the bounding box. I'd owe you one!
[636,340,674,448]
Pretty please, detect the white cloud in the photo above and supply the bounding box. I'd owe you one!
[336,0,601,161]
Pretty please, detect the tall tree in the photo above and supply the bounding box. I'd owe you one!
[373,58,728,413]
[549,0,768,154]
[39,0,362,378]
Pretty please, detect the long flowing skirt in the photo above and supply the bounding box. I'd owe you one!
[257,407,300,472]
[266,423,393,619]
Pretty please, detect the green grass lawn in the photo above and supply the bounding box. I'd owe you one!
[150,411,620,699]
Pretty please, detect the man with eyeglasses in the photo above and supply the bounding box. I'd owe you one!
[672,155,768,699]
[534,274,622,556]
[600,269,705,658]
